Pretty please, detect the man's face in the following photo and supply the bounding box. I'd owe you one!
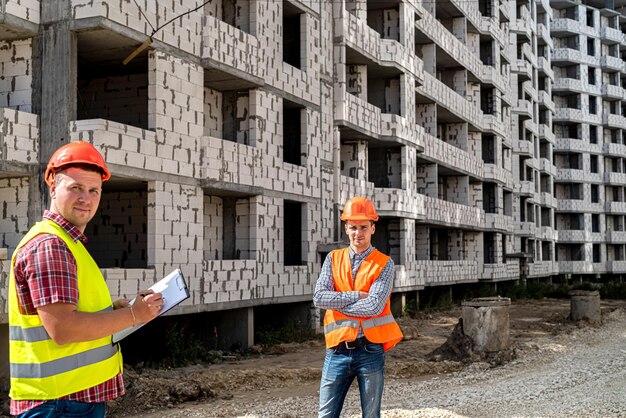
[345,220,375,253]
[49,167,103,233]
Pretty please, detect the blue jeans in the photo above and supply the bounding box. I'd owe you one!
[318,341,385,418]
[17,400,105,418]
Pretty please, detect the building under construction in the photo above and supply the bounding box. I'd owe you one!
[0,0,625,376]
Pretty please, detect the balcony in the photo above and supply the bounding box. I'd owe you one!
[537,57,554,80]
[421,132,483,178]
[607,261,626,273]
[417,72,482,129]
[600,55,624,72]
[417,260,480,286]
[539,192,557,207]
[557,230,589,242]
[373,188,425,219]
[71,0,200,55]
[603,113,626,130]
[557,168,586,182]
[515,139,533,156]
[517,180,535,196]
[481,263,519,282]
[0,0,39,37]
[538,91,555,112]
[607,230,626,243]
[603,142,626,156]
[511,59,533,79]
[552,48,599,67]
[602,84,624,100]
[555,137,601,154]
[539,124,555,144]
[202,15,261,84]
[513,99,533,118]
[343,10,419,78]
[605,201,626,213]
[604,171,626,185]
[484,164,513,188]
[528,261,558,278]
[552,77,584,93]
[422,195,483,229]
[555,108,602,125]
[557,199,587,212]
[600,26,623,44]
[484,213,512,232]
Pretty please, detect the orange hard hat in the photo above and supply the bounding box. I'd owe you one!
[45,141,111,186]
[340,196,379,222]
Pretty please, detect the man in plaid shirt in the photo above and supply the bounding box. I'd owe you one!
[9,142,163,417]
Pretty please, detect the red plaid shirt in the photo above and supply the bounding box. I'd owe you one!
[10,211,124,415]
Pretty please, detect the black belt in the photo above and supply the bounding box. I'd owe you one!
[336,337,368,350]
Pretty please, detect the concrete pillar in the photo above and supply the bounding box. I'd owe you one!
[32,1,77,219]
[570,290,601,323]
[462,297,511,353]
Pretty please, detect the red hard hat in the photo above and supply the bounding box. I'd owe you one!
[341,196,379,222]
[45,141,111,186]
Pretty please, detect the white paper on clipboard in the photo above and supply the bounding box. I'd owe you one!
[112,268,189,344]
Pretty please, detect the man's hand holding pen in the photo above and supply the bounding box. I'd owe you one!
[131,290,163,324]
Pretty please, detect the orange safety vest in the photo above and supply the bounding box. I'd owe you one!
[323,248,403,351]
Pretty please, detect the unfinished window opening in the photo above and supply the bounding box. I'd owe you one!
[371,217,400,264]
[340,138,368,180]
[429,228,449,261]
[88,180,148,268]
[592,214,600,232]
[283,1,304,69]
[205,0,251,33]
[541,241,552,261]
[219,89,252,145]
[593,244,601,263]
[482,134,496,164]
[480,0,493,18]
[368,72,401,115]
[203,194,253,260]
[368,145,402,188]
[541,207,552,227]
[77,31,149,130]
[481,86,495,115]
[283,99,304,166]
[483,182,497,213]
[366,1,400,42]
[284,200,304,266]
[484,232,496,264]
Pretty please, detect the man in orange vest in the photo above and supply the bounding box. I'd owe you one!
[313,196,403,418]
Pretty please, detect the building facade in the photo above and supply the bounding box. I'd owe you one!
[0,0,624,362]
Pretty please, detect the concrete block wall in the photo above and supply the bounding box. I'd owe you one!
[87,191,147,269]
[5,0,40,23]
[0,40,32,112]
[0,177,29,251]
[147,181,203,304]
[0,108,38,164]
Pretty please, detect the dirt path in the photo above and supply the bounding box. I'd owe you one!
[111,299,626,418]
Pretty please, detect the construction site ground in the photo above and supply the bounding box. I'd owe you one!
[103,298,626,417]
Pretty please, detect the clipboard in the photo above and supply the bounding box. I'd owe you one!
[112,268,190,344]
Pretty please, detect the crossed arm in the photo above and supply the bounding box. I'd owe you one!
[312,252,395,318]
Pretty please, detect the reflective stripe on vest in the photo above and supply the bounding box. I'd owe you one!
[323,318,360,334]
[9,219,123,400]
[362,314,396,329]
[11,344,119,379]
[10,307,113,343]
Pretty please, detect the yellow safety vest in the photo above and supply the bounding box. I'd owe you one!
[9,219,123,400]
[323,248,403,351]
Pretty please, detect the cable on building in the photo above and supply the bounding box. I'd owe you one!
[123,0,212,65]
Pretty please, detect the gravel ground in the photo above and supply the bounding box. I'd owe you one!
[136,307,626,418]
